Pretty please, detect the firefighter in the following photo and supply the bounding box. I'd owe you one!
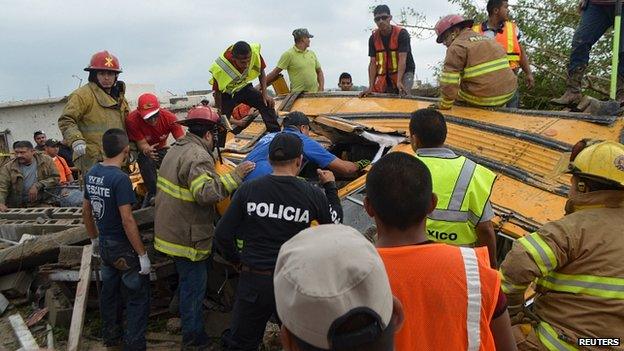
[500,140,624,350]
[58,51,129,175]
[154,106,254,349]
[433,14,518,109]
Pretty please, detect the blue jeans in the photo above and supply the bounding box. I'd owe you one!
[174,257,210,348]
[99,237,150,350]
[569,2,624,76]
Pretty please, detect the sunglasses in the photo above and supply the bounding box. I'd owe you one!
[374,15,390,22]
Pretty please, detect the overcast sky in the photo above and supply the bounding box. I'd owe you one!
[0,0,477,102]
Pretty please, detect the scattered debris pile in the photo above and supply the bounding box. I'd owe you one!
[0,207,279,350]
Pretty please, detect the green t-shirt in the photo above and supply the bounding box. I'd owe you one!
[277,46,321,93]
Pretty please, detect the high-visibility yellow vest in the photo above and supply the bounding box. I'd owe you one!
[209,43,262,95]
[416,153,496,245]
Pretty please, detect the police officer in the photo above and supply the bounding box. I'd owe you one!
[215,133,343,350]
[409,108,498,267]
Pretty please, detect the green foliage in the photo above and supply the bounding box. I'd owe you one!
[395,0,616,109]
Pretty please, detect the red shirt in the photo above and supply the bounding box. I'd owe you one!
[125,108,184,149]
[212,49,267,91]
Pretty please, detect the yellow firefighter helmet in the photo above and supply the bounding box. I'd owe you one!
[568,140,624,187]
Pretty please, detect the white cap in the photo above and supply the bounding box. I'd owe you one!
[274,224,393,349]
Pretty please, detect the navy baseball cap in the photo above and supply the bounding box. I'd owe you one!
[269,133,303,162]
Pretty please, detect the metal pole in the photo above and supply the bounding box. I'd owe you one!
[611,0,623,99]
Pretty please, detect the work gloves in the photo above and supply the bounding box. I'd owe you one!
[72,140,87,158]
[507,293,539,326]
[355,159,371,171]
[138,253,151,275]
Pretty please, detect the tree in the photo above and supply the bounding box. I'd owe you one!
[394,0,614,109]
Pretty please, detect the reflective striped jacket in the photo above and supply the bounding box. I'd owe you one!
[154,133,242,261]
[439,29,517,109]
[500,191,624,350]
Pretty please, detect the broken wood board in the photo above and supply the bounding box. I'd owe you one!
[0,207,154,275]
[67,244,93,351]
[8,313,39,350]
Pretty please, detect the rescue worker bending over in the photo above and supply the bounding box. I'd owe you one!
[243,111,369,181]
[215,133,343,350]
[58,51,129,175]
[410,109,498,267]
[500,140,624,350]
[361,4,415,96]
[0,141,59,211]
[125,93,185,207]
[367,152,515,350]
[210,41,280,135]
[433,14,517,109]
[154,106,254,349]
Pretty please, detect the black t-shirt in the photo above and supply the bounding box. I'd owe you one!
[368,28,415,74]
[214,175,343,270]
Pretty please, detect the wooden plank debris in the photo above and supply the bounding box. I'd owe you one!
[8,313,40,350]
[0,207,154,275]
[67,244,93,351]
[46,324,54,350]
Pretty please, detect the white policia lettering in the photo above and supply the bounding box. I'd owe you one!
[247,202,310,223]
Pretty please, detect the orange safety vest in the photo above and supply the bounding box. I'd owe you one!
[377,244,500,350]
[372,25,402,93]
[473,21,522,70]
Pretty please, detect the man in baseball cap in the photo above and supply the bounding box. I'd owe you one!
[243,111,368,181]
[274,224,404,351]
[265,28,325,93]
[125,93,185,206]
[216,133,343,350]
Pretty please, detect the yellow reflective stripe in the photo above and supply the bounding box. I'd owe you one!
[499,271,529,294]
[537,272,624,299]
[463,58,510,78]
[517,233,557,276]
[506,22,515,54]
[236,239,244,250]
[390,51,398,72]
[157,176,194,202]
[376,52,384,75]
[440,98,454,108]
[154,236,210,262]
[190,174,214,197]
[507,54,520,61]
[458,90,514,107]
[440,71,461,85]
[536,322,578,351]
[220,172,238,194]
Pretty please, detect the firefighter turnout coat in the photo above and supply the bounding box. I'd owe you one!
[500,191,624,350]
[439,30,517,109]
[154,133,242,262]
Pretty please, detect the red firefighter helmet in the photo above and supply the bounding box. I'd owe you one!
[434,15,474,43]
[84,50,122,72]
[177,106,221,126]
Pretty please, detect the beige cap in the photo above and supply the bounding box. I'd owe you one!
[274,224,393,349]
